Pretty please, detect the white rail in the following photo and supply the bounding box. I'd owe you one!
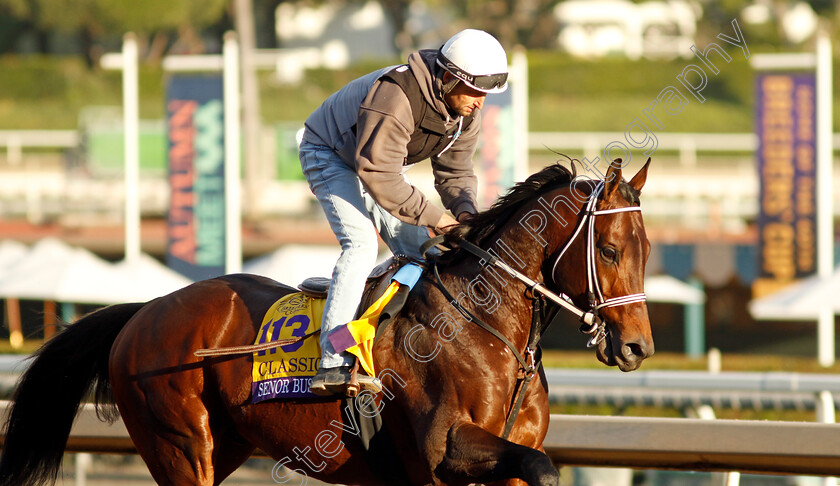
[545,368,840,393]
[545,368,840,413]
[0,130,78,165]
[1,400,838,477]
[1,130,836,224]
[529,131,840,153]
[545,414,840,476]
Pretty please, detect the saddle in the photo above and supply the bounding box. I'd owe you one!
[295,256,421,397]
[298,255,417,327]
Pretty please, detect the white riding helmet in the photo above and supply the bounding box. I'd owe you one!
[436,29,509,94]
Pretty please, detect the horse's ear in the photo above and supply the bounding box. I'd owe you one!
[629,157,651,193]
[603,158,623,198]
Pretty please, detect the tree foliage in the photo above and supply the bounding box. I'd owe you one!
[0,0,229,62]
[3,0,229,32]
[420,0,559,49]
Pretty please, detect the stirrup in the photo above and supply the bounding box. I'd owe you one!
[309,360,381,398]
[344,360,360,397]
[340,359,383,397]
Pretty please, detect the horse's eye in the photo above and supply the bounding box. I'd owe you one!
[600,247,617,262]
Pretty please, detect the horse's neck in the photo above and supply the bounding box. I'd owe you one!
[490,185,583,282]
[434,186,584,348]
[440,203,569,336]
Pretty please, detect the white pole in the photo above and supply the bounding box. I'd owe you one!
[816,31,834,368]
[123,33,141,263]
[817,391,837,486]
[75,452,91,486]
[233,0,262,217]
[512,46,529,182]
[724,471,742,486]
[693,405,741,486]
[8,134,21,166]
[224,32,243,274]
[707,347,722,374]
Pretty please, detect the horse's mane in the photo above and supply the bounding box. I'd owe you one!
[443,161,577,255]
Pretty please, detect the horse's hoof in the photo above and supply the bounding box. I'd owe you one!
[523,453,559,486]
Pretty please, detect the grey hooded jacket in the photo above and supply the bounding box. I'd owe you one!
[301,49,480,228]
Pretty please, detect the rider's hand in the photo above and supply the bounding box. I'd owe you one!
[456,212,475,224]
[432,213,460,235]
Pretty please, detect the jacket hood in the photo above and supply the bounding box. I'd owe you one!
[407,49,454,124]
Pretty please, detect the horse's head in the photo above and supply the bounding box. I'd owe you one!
[447,159,653,371]
[550,159,653,371]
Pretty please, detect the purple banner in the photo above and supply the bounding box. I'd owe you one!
[754,73,817,297]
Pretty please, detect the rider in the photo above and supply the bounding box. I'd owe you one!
[300,29,509,396]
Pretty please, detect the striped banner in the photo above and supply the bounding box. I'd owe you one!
[166,75,226,281]
[753,73,817,298]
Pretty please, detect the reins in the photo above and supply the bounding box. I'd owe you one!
[194,329,320,358]
[422,179,647,439]
[428,261,536,372]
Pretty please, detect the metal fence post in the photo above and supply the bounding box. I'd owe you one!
[817,391,837,486]
[692,404,741,486]
[75,453,91,486]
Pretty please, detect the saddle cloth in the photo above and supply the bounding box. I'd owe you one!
[250,259,423,403]
[251,292,325,402]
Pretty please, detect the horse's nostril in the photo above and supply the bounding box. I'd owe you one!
[624,342,647,359]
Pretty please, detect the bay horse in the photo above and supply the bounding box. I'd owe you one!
[0,159,653,486]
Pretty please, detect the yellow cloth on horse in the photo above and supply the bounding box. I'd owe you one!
[251,292,326,401]
[332,281,401,378]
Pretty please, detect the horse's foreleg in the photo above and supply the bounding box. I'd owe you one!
[437,422,558,486]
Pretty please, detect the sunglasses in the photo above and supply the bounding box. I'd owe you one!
[438,51,508,91]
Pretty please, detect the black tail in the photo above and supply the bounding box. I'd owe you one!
[0,302,145,486]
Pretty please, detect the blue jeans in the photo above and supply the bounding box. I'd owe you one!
[299,140,430,368]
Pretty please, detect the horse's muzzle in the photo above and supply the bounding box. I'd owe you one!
[597,331,654,372]
[619,338,654,371]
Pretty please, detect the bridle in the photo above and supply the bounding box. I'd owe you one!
[548,180,647,346]
[421,178,647,439]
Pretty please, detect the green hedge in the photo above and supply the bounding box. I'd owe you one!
[0,51,837,133]
[0,55,166,128]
